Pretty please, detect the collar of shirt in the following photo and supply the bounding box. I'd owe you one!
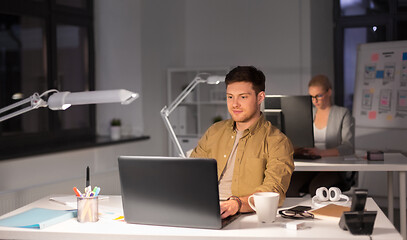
[225,112,267,137]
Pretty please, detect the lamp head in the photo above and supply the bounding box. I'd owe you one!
[206,75,225,84]
[122,92,139,104]
[47,89,139,110]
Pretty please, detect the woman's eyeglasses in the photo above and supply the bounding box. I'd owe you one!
[279,208,314,220]
[310,92,326,102]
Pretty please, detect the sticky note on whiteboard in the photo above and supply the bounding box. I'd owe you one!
[368,111,377,119]
[371,53,379,62]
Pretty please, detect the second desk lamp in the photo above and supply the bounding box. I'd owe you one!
[160,73,225,157]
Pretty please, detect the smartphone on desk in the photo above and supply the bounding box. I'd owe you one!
[286,205,312,213]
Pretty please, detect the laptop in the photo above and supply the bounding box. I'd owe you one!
[118,156,240,229]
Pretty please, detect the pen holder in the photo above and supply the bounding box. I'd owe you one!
[77,196,99,222]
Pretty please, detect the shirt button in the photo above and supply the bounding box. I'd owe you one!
[224,155,227,158]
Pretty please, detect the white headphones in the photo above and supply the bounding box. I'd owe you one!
[314,187,349,202]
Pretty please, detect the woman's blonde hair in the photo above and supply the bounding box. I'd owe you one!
[308,74,332,91]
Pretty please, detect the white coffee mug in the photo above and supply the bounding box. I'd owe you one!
[248,192,280,223]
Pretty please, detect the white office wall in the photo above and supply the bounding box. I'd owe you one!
[310,0,335,85]
[184,0,312,95]
[139,0,186,156]
[95,0,144,137]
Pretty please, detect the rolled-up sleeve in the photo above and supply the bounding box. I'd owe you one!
[255,134,294,206]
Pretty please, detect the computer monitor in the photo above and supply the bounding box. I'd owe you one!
[262,95,314,148]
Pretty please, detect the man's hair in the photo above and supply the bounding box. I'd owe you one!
[308,74,332,91]
[225,66,266,95]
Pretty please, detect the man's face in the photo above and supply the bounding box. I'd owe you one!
[226,81,264,128]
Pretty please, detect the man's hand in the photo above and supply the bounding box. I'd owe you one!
[220,200,239,219]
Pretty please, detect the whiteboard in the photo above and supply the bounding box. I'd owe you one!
[353,40,407,129]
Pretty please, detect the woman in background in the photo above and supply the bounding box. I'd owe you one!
[287,74,355,196]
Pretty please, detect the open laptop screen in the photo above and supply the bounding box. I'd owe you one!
[118,156,223,229]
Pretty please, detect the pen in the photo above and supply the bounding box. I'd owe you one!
[73,187,82,197]
[86,166,90,188]
[85,185,92,197]
[94,187,101,197]
[90,186,98,197]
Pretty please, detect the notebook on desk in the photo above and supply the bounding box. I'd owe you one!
[118,156,240,229]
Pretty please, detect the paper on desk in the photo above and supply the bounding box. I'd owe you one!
[49,195,109,208]
[99,205,124,221]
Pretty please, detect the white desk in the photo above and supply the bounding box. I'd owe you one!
[294,152,407,240]
[0,195,402,240]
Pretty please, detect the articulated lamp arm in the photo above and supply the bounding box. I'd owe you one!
[0,90,56,122]
[160,74,206,157]
[160,109,186,158]
[161,73,225,158]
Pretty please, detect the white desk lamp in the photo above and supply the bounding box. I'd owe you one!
[0,89,139,122]
[160,73,225,157]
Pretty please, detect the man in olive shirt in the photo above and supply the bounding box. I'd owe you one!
[190,66,294,219]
